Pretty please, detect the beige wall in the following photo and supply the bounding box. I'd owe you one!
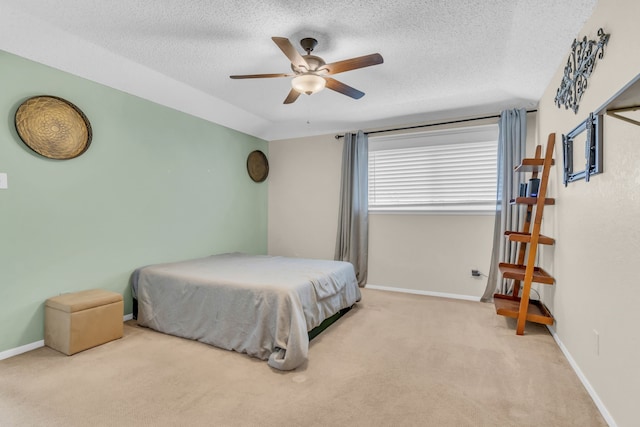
[537,0,640,425]
[268,134,342,260]
[269,115,535,300]
[367,213,493,297]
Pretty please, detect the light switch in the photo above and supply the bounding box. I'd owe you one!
[0,173,7,189]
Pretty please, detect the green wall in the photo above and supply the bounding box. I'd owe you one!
[0,50,268,352]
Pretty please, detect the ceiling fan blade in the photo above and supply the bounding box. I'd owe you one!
[272,37,309,69]
[324,77,365,99]
[324,53,384,75]
[284,89,301,104]
[230,73,292,79]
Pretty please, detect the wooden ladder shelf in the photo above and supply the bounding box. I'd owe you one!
[494,133,556,335]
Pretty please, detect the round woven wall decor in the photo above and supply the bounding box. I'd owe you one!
[247,150,269,182]
[15,95,92,160]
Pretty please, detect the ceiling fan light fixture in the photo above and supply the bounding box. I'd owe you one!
[231,36,383,104]
[291,74,326,95]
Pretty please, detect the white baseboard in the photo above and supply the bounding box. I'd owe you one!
[0,340,44,361]
[0,313,134,361]
[546,326,617,427]
[365,284,481,302]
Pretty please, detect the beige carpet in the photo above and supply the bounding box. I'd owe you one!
[0,289,606,426]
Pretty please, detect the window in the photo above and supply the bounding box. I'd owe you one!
[368,124,499,213]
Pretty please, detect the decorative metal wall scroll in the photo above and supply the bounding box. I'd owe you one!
[554,28,610,114]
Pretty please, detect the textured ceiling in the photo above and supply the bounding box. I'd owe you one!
[0,0,597,140]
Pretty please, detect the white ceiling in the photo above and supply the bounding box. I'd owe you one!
[0,0,597,141]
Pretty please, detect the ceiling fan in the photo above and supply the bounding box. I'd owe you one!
[230,37,383,104]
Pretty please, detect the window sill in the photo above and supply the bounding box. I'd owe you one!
[368,209,496,216]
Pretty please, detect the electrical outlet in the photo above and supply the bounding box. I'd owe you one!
[594,329,600,356]
[0,173,7,189]
[471,269,482,277]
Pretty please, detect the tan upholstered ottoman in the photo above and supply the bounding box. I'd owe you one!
[45,289,123,355]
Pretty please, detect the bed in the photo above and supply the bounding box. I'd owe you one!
[131,253,361,370]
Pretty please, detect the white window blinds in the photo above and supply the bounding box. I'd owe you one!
[368,124,499,213]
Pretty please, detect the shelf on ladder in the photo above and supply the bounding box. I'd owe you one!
[498,263,555,285]
[504,231,555,245]
[514,158,555,172]
[494,294,554,326]
[510,197,555,205]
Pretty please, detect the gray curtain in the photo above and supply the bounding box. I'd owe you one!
[481,109,527,302]
[335,130,368,287]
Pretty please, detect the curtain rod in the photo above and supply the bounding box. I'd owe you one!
[334,109,537,139]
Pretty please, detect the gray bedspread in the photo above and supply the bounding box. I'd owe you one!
[131,253,361,370]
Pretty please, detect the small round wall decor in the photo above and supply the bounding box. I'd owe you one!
[14,95,92,160]
[246,150,269,182]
